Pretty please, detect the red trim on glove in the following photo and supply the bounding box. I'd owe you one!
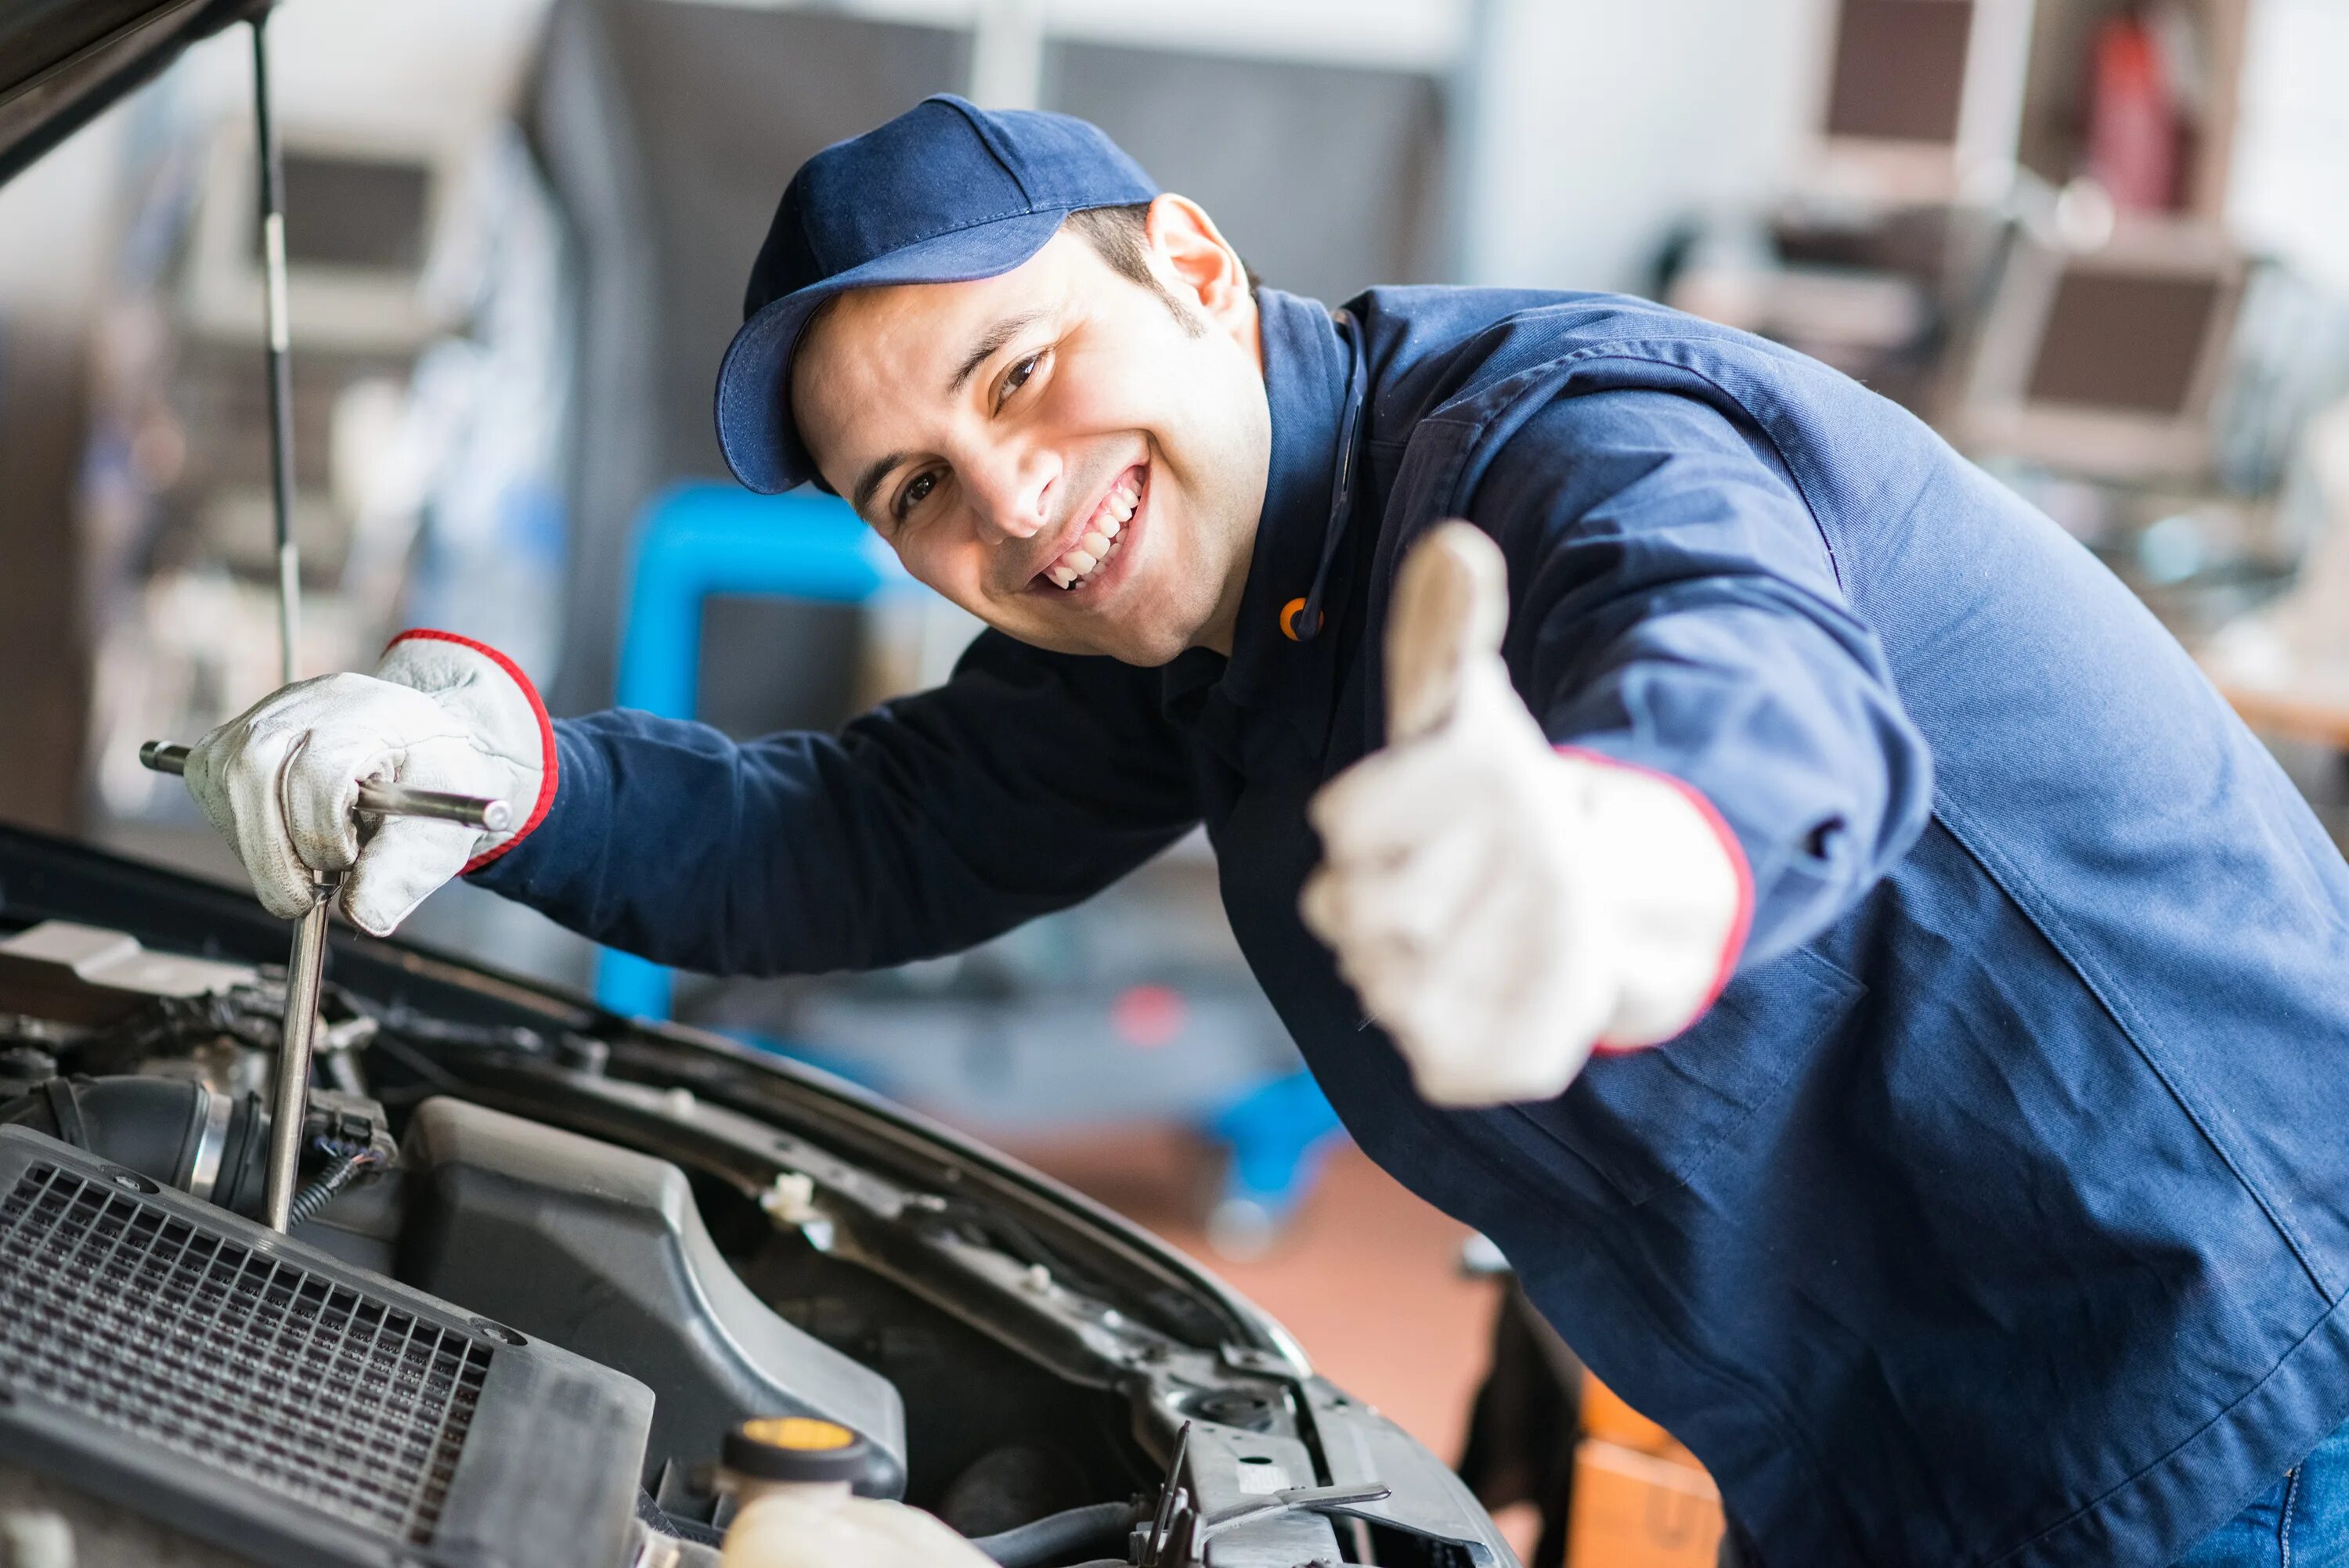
[384,629,558,875]
[1554,746,1755,1057]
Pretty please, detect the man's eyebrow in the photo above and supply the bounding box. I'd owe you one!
[853,450,911,517]
[948,308,1050,395]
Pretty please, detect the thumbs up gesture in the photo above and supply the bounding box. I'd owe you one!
[1301,523,1746,1107]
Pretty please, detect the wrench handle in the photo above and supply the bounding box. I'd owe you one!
[262,891,332,1232]
[140,741,512,833]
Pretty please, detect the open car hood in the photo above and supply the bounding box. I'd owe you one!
[0,821,1518,1566]
[0,0,258,185]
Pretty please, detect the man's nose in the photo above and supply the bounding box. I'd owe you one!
[963,443,1059,543]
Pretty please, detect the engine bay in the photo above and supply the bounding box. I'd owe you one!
[0,827,1514,1568]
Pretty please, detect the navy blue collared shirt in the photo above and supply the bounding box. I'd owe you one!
[478,287,2349,1567]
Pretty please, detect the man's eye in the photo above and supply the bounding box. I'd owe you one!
[997,352,1045,409]
[894,470,940,521]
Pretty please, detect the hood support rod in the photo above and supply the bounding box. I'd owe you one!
[251,12,297,688]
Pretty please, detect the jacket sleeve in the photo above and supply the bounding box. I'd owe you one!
[1466,385,1933,971]
[467,630,1200,974]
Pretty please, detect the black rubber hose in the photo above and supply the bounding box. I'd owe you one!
[0,1076,271,1216]
[287,1149,377,1225]
[970,1500,1139,1567]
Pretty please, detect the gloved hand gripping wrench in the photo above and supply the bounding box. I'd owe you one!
[139,741,510,1231]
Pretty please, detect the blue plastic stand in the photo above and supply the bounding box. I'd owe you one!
[594,483,906,1018]
[1206,1069,1348,1256]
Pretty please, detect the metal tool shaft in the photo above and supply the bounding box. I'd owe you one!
[139,742,511,832]
[262,888,332,1231]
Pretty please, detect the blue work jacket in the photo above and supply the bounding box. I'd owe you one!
[477,287,2349,1566]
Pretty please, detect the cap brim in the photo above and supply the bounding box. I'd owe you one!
[714,207,1070,496]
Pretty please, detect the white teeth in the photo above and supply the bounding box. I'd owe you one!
[1045,474,1141,590]
[1048,532,1123,589]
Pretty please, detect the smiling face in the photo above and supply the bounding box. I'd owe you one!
[790,196,1271,665]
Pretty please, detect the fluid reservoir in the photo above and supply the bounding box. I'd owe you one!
[717,1418,994,1568]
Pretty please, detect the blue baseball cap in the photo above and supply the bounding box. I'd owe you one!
[714,94,1159,496]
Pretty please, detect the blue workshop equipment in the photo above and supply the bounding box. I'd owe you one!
[597,482,905,1019]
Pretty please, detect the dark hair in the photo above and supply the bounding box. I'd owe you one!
[1064,202,1261,322]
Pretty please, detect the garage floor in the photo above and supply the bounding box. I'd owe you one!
[1006,1125,1503,1462]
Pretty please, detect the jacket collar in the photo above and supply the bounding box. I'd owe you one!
[1163,287,1352,718]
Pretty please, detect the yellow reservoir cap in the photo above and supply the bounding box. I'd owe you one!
[742,1416,855,1452]
[723,1415,873,1484]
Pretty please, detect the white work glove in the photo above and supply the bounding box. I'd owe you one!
[186,631,553,935]
[1301,523,1746,1107]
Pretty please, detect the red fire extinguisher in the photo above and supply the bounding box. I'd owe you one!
[2085,8,2186,211]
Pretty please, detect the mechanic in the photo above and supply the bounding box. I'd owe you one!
[185,96,2349,1568]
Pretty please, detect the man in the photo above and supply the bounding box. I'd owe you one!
[187,97,2349,1567]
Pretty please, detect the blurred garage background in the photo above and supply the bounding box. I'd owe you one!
[2,0,2345,1559]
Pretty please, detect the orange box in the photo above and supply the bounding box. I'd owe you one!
[1564,1437,1725,1568]
[1581,1372,1684,1458]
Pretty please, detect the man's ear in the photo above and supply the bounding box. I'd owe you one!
[1146,193,1256,343]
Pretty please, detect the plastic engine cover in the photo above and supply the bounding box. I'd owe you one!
[396,1098,908,1497]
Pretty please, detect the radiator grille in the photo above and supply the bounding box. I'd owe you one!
[0,1162,491,1545]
